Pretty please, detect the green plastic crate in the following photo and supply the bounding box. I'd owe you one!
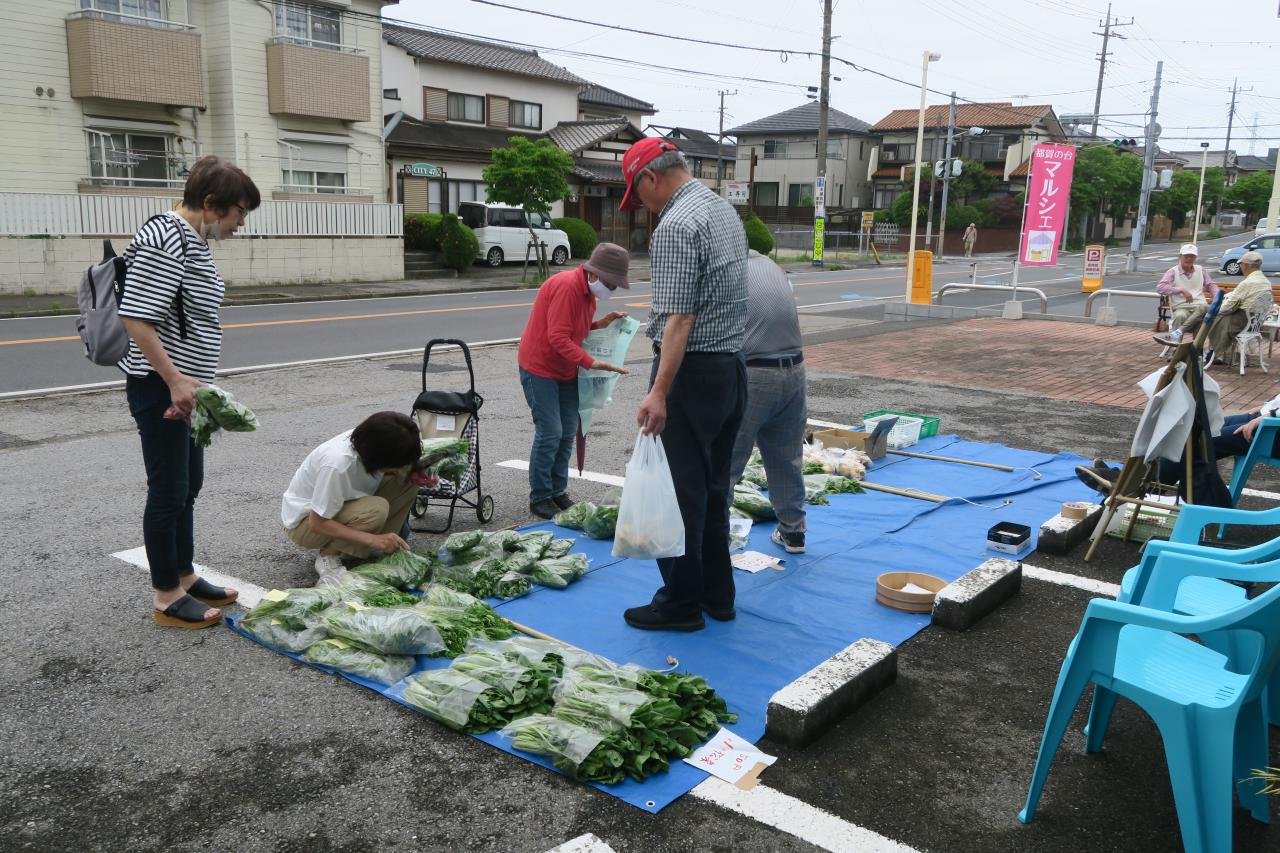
[861,409,940,439]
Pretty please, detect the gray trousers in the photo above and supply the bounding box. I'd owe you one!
[728,363,808,534]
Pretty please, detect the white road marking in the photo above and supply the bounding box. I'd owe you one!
[1022,562,1120,598]
[1242,487,1280,502]
[497,459,626,487]
[0,338,520,401]
[542,834,617,853]
[808,416,856,430]
[111,546,267,609]
[690,779,919,853]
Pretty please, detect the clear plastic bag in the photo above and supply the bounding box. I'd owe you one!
[401,668,497,731]
[303,639,414,686]
[612,431,685,560]
[578,316,641,434]
[501,714,607,770]
[322,604,446,656]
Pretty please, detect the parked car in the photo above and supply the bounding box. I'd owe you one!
[1257,217,1274,237]
[1220,234,1280,275]
[457,202,571,267]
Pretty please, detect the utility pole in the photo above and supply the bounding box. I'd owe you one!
[937,92,958,256]
[813,0,832,269]
[1090,3,1132,138]
[1126,61,1162,273]
[715,89,737,194]
[1214,78,1239,231]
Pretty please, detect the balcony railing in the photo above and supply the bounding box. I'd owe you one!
[266,39,371,121]
[69,9,194,31]
[66,11,204,107]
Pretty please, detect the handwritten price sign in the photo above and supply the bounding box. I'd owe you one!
[684,727,776,788]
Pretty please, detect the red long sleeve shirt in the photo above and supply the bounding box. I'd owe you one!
[517,266,598,381]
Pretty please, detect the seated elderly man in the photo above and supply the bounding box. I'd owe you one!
[1204,250,1271,367]
[1153,243,1218,348]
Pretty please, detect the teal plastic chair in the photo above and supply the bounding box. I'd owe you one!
[1227,416,1280,505]
[1019,551,1280,853]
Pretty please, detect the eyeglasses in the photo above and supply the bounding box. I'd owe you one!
[230,203,248,221]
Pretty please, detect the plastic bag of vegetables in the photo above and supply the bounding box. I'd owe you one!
[501,714,612,780]
[239,591,332,653]
[552,501,595,531]
[418,436,470,468]
[530,554,589,589]
[582,504,619,540]
[323,573,418,608]
[803,473,865,495]
[401,668,511,732]
[515,531,554,559]
[303,638,413,686]
[413,601,513,657]
[349,549,434,589]
[732,483,776,521]
[542,538,575,560]
[495,570,532,600]
[453,648,557,718]
[322,603,446,656]
[190,385,258,449]
[442,529,484,554]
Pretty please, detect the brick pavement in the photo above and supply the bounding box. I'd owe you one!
[807,318,1280,413]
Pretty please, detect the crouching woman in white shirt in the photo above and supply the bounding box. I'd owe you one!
[282,411,436,579]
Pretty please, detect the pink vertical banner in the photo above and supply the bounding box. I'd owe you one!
[1020,143,1076,266]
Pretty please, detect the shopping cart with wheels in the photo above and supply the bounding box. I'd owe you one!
[409,338,494,533]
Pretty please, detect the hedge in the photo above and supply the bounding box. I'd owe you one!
[438,214,479,272]
[404,213,444,251]
[552,216,598,259]
[743,214,774,255]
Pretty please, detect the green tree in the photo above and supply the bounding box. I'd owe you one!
[949,159,997,204]
[552,216,597,258]
[438,214,479,273]
[1067,145,1143,240]
[1225,172,1275,217]
[1150,170,1200,230]
[743,214,774,254]
[484,136,575,276]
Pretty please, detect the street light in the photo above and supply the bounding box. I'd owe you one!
[905,50,941,303]
[1193,141,1210,244]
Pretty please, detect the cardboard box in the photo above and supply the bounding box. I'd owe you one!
[987,522,1032,555]
[812,427,887,460]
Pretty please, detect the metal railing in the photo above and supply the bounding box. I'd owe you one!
[0,191,402,237]
[1084,289,1163,318]
[68,9,195,31]
[267,35,365,54]
[936,282,1049,313]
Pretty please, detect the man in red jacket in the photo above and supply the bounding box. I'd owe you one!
[518,242,631,518]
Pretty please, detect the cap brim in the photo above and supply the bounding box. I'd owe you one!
[618,182,642,212]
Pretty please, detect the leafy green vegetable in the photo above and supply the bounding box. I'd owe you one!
[741,464,768,489]
[480,531,522,554]
[530,555,589,589]
[453,648,558,718]
[326,573,418,608]
[322,604,446,655]
[582,504,619,540]
[802,460,828,475]
[732,483,776,521]
[801,473,865,494]
[515,531,554,558]
[239,611,327,653]
[193,385,258,430]
[804,485,830,506]
[553,501,596,530]
[402,668,512,732]
[542,538,575,559]
[413,601,513,657]
[302,638,413,686]
[349,549,434,589]
[429,455,468,485]
[495,571,532,600]
[443,530,484,554]
[418,583,480,608]
[419,437,470,468]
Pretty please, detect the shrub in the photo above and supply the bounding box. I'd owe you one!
[552,216,598,259]
[404,213,443,251]
[438,214,479,272]
[743,214,774,254]
[1207,228,1223,239]
[946,203,987,230]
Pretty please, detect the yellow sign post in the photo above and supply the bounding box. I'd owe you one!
[910,250,933,304]
[1081,244,1105,293]
[812,217,825,266]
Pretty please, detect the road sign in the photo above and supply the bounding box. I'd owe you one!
[725,181,750,205]
[861,210,876,231]
[405,162,443,178]
[813,176,826,218]
[812,217,825,267]
[1081,244,1105,293]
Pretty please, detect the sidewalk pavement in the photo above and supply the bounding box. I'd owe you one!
[807,317,1280,414]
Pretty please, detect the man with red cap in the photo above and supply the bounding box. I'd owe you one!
[618,136,748,632]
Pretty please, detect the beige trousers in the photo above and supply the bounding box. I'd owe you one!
[284,469,418,558]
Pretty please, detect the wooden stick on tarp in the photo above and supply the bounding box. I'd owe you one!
[858,481,950,503]
[886,449,1018,473]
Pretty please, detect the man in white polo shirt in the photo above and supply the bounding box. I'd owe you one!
[1153,243,1218,347]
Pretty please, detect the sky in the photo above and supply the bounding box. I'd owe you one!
[380,0,1279,156]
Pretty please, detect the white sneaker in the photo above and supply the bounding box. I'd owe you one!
[1153,329,1183,347]
[314,553,346,580]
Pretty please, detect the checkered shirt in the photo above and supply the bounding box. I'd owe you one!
[646,179,748,352]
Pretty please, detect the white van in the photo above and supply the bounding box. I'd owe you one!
[457,202,572,267]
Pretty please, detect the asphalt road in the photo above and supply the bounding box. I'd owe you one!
[5,308,1280,851]
[0,232,1247,396]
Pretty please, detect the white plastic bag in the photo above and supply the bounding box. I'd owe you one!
[612,431,685,559]
[578,316,641,434]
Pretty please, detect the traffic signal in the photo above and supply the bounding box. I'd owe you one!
[1112,138,1138,149]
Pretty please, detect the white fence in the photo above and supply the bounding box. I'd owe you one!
[0,192,403,238]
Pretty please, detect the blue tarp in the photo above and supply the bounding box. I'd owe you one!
[228,435,1097,812]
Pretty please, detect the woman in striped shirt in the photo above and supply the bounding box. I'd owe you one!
[118,156,261,629]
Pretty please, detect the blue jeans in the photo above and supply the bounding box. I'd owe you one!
[126,372,204,591]
[729,363,808,534]
[1156,413,1279,486]
[649,353,747,619]
[519,368,578,502]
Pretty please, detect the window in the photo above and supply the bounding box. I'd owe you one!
[882,143,914,163]
[529,212,551,229]
[80,0,165,22]
[874,185,900,209]
[439,181,486,214]
[509,100,542,130]
[274,2,341,50]
[754,182,779,206]
[967,137,1006,161]
[763,140,787,160]
[282,170,345,193]
[815,139,843,159]
[383,88,400,100]
[87,130,176,188]
[279,140,348,193]
[448,93,484,123]
[500,209,526,227]
[787,183,815,207]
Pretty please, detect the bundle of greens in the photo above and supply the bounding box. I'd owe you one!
[804,485,830,506]
[515,531,554,559]
[429,454,469,486]
[552,501,596,531]
[413,601,513,657]
[322,603,446,656]
[529,554,589,589]
[741,451,769,489]
[494,571,531,600]
[303,638,413,686]
[349,549,434,589]
[633,670,738,740]
[732,483,776,521]
[418,437,470,468]
[452,648,558,719]
[326,573,418,608]
[582,504,619,540]
[553,676,702,773]
[442,529,484,554]
[803,473,865,495]
[542,538,575,560]
[480,530,521,555]
[401,668,512,732]
[190,385,259,448]
[803,460,828,475]
[503,551,538,576]
[418,583,481,608]
[502,715,618,782]
[239,588,334,653]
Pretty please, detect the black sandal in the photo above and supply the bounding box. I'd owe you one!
[154,594,222,629]
[184,576,238,606]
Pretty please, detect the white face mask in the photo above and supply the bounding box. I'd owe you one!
[588,279,613,300]
[200,220,222,241]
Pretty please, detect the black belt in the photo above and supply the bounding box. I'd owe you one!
[651,342,737,358]
[746,353,804,368]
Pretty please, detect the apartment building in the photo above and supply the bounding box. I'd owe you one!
[726,102,875,215]
[868,102,1066,209]
[2,0,390,199]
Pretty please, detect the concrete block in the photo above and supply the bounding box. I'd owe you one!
[1001,300,1024,320]
[928,305,955,319]
[932,558,1022,631]
[1096,306,1118,326]
[905,302,931,317]
[765,638,897,746]
[1038,504,1104,555]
